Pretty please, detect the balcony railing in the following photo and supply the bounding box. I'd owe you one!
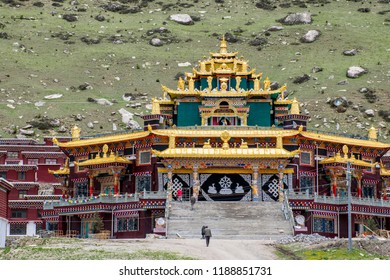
[43,191,167,210]
[288,191,390,208]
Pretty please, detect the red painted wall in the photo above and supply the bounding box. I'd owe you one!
[0,189,7,218]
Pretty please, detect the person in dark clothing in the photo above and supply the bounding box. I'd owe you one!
[204,226,212,247]
[201,225,207,239]
[190,195,196,210]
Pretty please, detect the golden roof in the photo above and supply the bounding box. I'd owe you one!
[152,147,300,159]
[152,128,300,138]
[319,152,376,168]
[76,145,131,167]
[48,158,70,175]
[300,131,390,149]
[161,85,287,99]
[53,131,150,148]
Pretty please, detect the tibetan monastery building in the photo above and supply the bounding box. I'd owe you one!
[43,38,390,239]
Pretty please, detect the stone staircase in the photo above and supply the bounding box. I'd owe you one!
[167,201,293,240]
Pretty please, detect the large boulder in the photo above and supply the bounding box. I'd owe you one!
[149,38,163,47]
[347,66,367,78]
[365,109,375,117]
[279,12,312,25]
[300,30,320,43]
[169,14,194,25]
[118,108,134,124]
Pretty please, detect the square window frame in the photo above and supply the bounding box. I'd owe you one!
[137,149,151,166]
[300,150,314,167]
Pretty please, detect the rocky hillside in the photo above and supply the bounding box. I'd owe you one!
[0,0,389,141]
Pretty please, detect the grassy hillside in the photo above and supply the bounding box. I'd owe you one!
[0,0,389,141]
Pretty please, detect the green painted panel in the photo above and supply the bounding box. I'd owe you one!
[177,102,202,126]
[240,78,247,90]
[248,80,254,90]
[195,80,200,90]
[247,102,272,127]
[212,78,217,89]
[230,78,236,89]
[201,78,208,90]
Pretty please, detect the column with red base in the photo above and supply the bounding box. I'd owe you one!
[89,174,94,197]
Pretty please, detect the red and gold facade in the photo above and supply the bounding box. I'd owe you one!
[36,38,390,239]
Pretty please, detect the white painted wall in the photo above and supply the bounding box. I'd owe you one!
[0,218,8,248]
[26,221,36,236]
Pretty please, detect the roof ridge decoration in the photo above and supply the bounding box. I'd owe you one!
[160,37,288,99]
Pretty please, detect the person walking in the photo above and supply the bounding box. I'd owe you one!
[204,226,212,247]
[177,188,182,202]
[190,195,196,210]
[201,225,207,239]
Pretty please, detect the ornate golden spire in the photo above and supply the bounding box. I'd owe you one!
[71,125,81,141]
[368,126,377,141]
[220,35,227,54]
[290,98,300,115]
[151,98,160,114]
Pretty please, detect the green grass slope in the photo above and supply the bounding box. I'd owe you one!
[0,0,389,141]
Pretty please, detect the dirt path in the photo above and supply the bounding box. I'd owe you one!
[71,238,278,260]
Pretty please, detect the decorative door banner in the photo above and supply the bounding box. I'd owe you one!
[162,174,191,199]
[261,174,288,201]
[199,174,251,201]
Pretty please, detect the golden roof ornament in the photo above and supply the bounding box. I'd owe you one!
[71,125,81,141]
[221,130,231,150]
[220,35,228,54]
[342,145,349,158]
[178,77,185,90]
[290,98,300,115]
[368,126,377,141]
[203,139,211,148]
[240,139,248,149]
[151,98,161,114]
[102,144,109,158]
[263,77,270,91]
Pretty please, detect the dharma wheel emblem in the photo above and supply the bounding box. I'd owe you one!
[221,130,231,150]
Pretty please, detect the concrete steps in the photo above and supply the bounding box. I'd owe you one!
[167,201,293,240]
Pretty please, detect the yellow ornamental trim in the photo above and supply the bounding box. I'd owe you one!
[76,152,131,167]
[319,152,376,168]
[152,128,299,138]
[152,147,300,159]
[53,131,150,148]
[380,161,390,176]
[300,131,390,149]
[48,158,70,175]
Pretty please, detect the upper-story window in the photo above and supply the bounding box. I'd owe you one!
[137,150,151,166]
[0,172,6,179]
[11,209,27,218]
[300,151,314,166]
[45,159,57,165]
[19,190,28,199]
[28,159,39,165]
[7,152,18,158]
[18,172,26,180]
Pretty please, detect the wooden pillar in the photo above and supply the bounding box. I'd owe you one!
[353,169,363,198]
[88,174,94,197]
[279,171,284,202]
[193,165,200,198]
[383,177,390,201]
[167,167,173,201]
[252,166,259,201]
[327,167,343,197]
[114,173,119,195]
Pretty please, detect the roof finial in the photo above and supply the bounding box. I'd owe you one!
[220,35,227,54]
[290,98,300,115]
[71,125,81,141]
[368,126,378,141]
